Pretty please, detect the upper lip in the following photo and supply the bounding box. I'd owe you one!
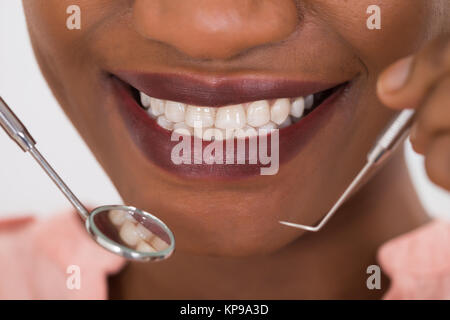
[113,71,346,107]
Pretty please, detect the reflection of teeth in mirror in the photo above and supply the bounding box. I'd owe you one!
[109,209,128,226]
[150,236,170,251]
[136,240,157,253]
[109,210,169,253]
[125,213,137,222]
[109,210,135,227]
[136,223,154,241]
[119,221,141,247]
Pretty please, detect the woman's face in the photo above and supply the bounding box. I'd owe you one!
[23,0,446,255]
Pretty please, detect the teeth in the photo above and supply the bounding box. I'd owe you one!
[185,106,216,128]
[140,92,151,108]
[108,209,162,252]
[246,100,270,127]
[270,98,290,125]
[203,128,233,141]
[108,210,127,226]
[279,116,292,129]
[138,91,323,139]
[173,122,193,136]
[150,97,165,116]
[193,127,206,140]
[157,115,174,130]
[119,221,141,247]
[235,125,258,138]
[150,236,170,251]
[147,108,158,119]
[215,104,246,129]
[290,97,305,118]
[165,101,186,122]
[305,94,314,110]
[136,224,154,241]
[136,241,157,253]
[258,121,277,131]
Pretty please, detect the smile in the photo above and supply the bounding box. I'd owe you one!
[110,71,352,179]
[136,86,342,140]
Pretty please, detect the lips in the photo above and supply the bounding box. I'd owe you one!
[115,72,344,107]
[109,72,350,179]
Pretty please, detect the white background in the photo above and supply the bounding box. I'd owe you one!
[0,1,449,220]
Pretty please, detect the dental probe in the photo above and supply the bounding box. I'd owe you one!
[279,108,416,232]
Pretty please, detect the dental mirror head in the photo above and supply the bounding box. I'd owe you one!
[0,96,175,262]
[87,205,175,261]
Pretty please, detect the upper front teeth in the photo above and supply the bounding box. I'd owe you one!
[246,100,270,127]
[185,106,216,128]
[215,104,247,129]
[165,101,186,122]
[140,92,152,108]
[139,92,314,139]
[290,97,305,118]
[270,98,290,125]
[150,97,165,116]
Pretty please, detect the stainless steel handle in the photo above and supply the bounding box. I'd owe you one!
[367,109,415,164]
[0,97,36,151]
[0,96,89,219]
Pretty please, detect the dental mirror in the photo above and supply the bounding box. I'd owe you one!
[0,96,175,262]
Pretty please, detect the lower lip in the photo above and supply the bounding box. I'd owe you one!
[111,78,349,179]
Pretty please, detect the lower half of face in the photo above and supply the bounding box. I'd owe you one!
[23,0,445,255]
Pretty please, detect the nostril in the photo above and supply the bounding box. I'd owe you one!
[132,0,300,60]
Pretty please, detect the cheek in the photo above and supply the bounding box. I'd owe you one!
[22,0,128,157]
[23,0,81,55]
[358,0,435,71]
[22,0,127,73]
[314,0,436,72]
[22,0,96,107]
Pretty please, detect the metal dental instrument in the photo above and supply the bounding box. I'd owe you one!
[279,108,416,232]
[0,97,175,261]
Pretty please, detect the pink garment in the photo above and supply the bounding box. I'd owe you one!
[0,213,125,299]
[378,220,450,299]
[0,212,449,299]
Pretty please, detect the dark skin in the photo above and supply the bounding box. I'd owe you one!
[22,0,449,299]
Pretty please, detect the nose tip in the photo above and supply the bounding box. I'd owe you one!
[132,0,299,60]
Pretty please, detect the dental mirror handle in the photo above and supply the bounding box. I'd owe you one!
[0,97,89,219]
[280,108,416,232]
